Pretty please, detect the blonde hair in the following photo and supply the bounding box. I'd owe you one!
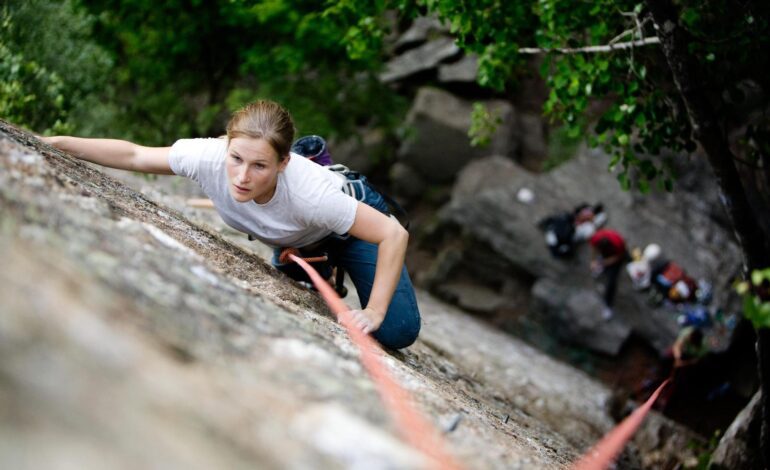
[226,100,295,160]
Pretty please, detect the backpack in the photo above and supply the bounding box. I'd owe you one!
[291,135,408,224]
[538,212,576,258]
[658,262,685,286]
[288,135,408,298]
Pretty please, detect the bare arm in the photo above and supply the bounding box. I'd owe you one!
[346,202,409,332]
[41,136,173,175]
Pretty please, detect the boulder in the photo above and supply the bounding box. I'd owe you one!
[451,154,518,200]
[430,146,741,355]
[531,278,633,355]
[434,281,508,315]
[380,37,460,83]
[393,15,449,52]
[398,87,516,183]
[709,391,762,470]
[438,54,479,83]
[389,161,426,199]
[327,127,387,175]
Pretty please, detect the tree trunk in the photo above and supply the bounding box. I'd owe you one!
[760,328,770,469]
[645,0,770,467]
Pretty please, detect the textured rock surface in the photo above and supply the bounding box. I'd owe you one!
[709,391,762,469]
[380,38,460,83]
[429,147,742,355]
[0,122,703,469]
[398,87,516,183]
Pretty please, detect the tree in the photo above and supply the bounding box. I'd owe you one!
[327,0,770,463]
[0,0,111,134]
[73,0,406,144]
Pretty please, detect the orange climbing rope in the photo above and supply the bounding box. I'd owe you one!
[287,250,673,470]
[288,253,463,470]
[571,378,671,470]
[279,247,327,264]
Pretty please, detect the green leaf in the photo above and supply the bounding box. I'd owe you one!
[736,281,750,295]
[638,178,650,193]
[617,171,630,191]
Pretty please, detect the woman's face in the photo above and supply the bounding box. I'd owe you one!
[226,136,289,204]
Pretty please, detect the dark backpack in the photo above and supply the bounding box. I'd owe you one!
[291,135,408,224]
[288,135,408,297]
[538,212,576,258]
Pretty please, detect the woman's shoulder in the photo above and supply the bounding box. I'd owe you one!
[286,153,344,182]
[168,137,227,179]
[171,137,227,160]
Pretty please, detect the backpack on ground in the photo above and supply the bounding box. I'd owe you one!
[538,212,576,258]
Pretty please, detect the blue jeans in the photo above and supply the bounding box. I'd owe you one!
[272,173,421,349]
[273,237,421,349]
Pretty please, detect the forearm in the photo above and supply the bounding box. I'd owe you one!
[365,227,409,319]
[44,136,141,171]
[43,136,173,175]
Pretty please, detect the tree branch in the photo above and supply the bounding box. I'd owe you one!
[518,36,660,55]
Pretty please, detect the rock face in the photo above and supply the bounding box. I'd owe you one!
[398,87,516,183]
[382,17,739,356]
[709,391,762,469]
[380,37,461,83]
[425,147,742,356]
[0,121,703,469]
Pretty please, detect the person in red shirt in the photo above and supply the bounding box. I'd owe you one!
[589,228,629,319]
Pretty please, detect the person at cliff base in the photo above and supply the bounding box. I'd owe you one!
[589,228,629,320]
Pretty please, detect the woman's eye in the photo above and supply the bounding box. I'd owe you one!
[230,155,241,162]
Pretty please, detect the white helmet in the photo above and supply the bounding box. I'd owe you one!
[643,243,661,261]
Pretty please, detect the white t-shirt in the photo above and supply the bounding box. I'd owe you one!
[168,138,358,248]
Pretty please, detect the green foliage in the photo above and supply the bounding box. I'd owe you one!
[468,102,502,147]
[690,429,722,470]
[736,268,770,330]
[0,0,110,134]
[543,124,582,171]
[72,0,404,144]
[328,0,770,193]
[0,0,111,134]
[0,40,70,134]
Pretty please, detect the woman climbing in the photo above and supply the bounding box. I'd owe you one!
[42,100,421,349]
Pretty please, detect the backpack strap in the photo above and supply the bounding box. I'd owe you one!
[327,164,410,228]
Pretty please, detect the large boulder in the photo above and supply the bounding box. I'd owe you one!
[709,391,762,469]
[393,15,449,52]
[327,127,387,175]
[438,54,479,83]
[380,37,460,83]
[429,146,742,355]
[398,87,516,184]
[531,278,633,355]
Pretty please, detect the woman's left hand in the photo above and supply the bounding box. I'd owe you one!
[347,307,385,334]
